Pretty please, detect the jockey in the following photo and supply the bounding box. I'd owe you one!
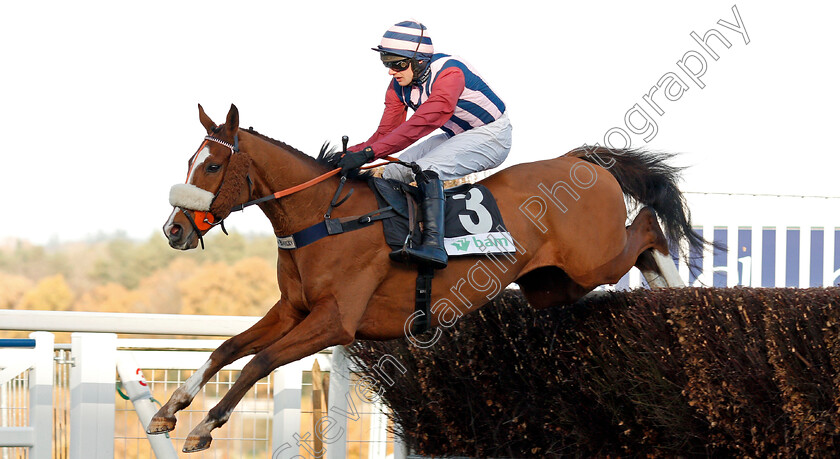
[337,19,513,269]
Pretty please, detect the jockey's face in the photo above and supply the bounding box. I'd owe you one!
[389,62,414,87]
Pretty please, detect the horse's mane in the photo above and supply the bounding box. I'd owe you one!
[244,127,371,180]
[244,127,328,169]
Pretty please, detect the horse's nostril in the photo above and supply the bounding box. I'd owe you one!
[170,224,182,237]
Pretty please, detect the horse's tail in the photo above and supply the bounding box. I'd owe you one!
[567,146,707,258]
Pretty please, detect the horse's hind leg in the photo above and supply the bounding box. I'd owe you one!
[182,301,353,452]
[147,300,305,434]
[631,208,684,287]
[516,207,673,308]
[516,266,592,309]
[632,206,670,256]
[636,249,685,287]
[573,206,671,288]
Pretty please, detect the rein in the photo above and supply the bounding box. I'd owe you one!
[229,155,404,212]
[230,168,341,212]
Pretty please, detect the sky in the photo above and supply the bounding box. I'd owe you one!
[1,0,838,245]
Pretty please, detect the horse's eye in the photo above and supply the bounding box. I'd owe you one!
[206,164,222,173]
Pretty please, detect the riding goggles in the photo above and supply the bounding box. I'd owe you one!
[383,59,410,72]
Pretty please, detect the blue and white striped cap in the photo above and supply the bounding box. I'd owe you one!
[372,20,434,61]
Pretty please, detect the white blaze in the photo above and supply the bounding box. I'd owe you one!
[165,207,178,228]
[186,146,211,185]
[166,144,215,212]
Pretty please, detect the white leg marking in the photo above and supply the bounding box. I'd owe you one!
[184,360,212,398]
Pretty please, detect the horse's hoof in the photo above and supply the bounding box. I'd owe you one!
[182,434,213,453]
[146,415,177,434]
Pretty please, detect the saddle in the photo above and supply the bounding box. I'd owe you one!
[369,177,515,256]
[274,176,513,335]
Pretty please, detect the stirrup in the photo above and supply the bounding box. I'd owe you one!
[389,246,448,269]
[389,245,410,263]
[403,245,448,269]
[389,242,448,267]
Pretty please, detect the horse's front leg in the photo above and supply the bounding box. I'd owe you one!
[182,301,355,453]
[147,299,305,434]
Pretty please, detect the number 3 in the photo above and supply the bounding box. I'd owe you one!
[453,188,492,234]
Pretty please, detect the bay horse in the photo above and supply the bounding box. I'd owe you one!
[150,104,702,452]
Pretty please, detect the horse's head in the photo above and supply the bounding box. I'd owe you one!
[164,104,252,250]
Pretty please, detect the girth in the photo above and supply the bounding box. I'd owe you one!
[275,207,397,250]
[274,177,433,335]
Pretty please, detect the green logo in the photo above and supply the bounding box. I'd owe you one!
[452,239,471,252]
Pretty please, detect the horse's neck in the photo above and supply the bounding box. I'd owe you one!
[242,135,338,235]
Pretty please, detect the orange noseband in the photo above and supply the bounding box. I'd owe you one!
[191,211,217,231]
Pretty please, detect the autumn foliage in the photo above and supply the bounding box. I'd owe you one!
[0,232,279,317]
[348,287,840,457]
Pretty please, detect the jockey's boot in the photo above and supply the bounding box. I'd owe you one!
[390,175,448,269]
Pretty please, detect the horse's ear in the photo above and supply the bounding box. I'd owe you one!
[224,104,239,134]
[198,104,217,134]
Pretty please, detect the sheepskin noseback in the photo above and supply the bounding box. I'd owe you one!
[169,183,214,211]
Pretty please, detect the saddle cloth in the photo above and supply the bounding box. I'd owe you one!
[370,178,515,256]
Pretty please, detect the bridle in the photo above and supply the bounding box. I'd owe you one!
[174,131,417,249]
[175,134,240,248]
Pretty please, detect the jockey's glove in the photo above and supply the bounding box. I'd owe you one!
[337,147,375,174]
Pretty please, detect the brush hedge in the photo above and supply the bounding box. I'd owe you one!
[348,287,840,457]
